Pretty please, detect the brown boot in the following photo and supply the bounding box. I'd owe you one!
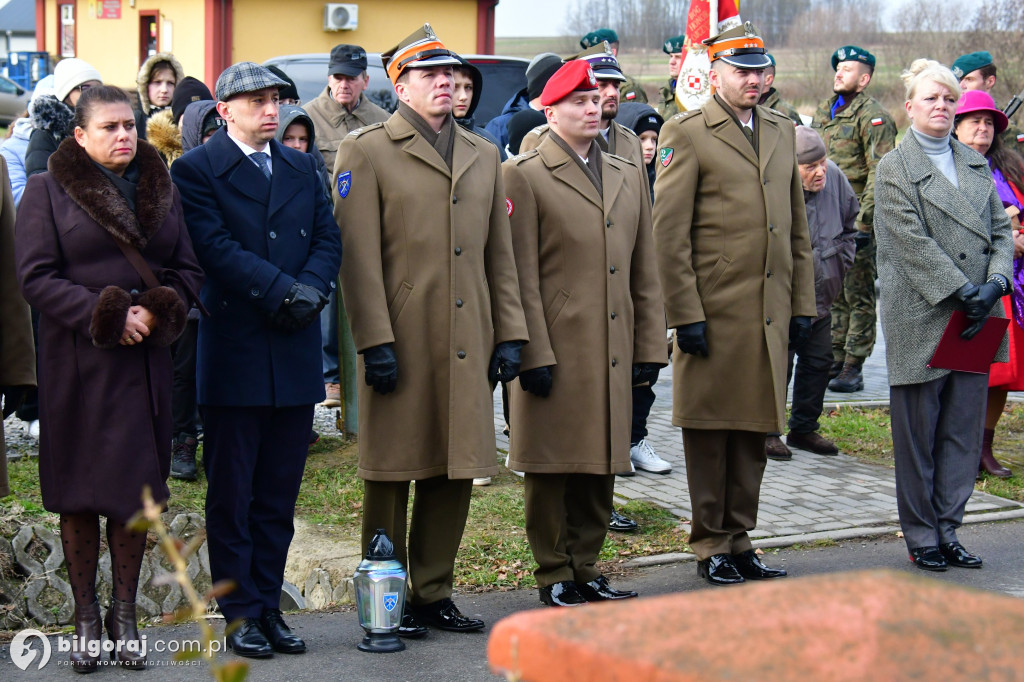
[979,428,1012,478]
[70,600,101,673]
[105,598,147,669]
[786,431,839,456]
[765,435,792,461]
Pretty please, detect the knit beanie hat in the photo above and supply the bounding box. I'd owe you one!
[795,126,826,164]
[171,76,214,123]
[54,58,102,103]
[526,54,563,101]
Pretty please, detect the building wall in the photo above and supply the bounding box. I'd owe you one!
[2,35,39,57]
[39,0,482,93]
[41,0,207,90]
[232,0,480,64]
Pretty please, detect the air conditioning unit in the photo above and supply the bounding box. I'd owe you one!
[324,3,358,31]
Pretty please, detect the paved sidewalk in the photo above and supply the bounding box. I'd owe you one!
[493,321,1024,541]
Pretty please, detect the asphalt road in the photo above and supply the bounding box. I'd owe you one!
[4,519,1024,680]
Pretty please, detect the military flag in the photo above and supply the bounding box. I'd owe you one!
[675,0,742,111]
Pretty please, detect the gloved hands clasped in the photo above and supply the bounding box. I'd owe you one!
[488,341,523,385]
[269,281,328,332]
[632,363,662,386]
[363,343,398,395]
[959,279,1006,340]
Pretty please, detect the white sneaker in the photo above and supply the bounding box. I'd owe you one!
[630,439,671,474]
[28,420,40,440]
[472,477,492,486]
[504,454,524,478]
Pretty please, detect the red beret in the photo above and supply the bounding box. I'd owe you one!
[540,59,598,106]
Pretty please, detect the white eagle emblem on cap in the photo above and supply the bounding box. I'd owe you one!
[743,22,756,37]
[587,67,597,86]
[952,66,964,79]
[837,48,846,60]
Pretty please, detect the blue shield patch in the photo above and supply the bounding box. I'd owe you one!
[337,171,352,199]
[382,593,399,612]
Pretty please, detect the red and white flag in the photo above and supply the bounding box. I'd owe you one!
[675,0,741,111]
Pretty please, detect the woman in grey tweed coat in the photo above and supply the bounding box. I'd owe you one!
[874,59,1013,573]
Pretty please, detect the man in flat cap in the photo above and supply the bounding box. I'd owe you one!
[952,50,1024,154]
[581,28,648,104]
[305,44,390,173]
[171,62,342,657]
[503,59,666,607]
[334,24,528,635]
[653,22,815,586]
[766,127,859,461]
[759,54,802,126]
[658,34,685,119]
[811,45,896,397]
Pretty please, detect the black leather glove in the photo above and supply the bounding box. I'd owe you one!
[788,316,812,351]
[362,344,398,395]
[961,319,986,340]
[675,322,708,357]
[963,281,1004,321]
[519,365,553,397]
[632,363,662,386]
[488,341,523,385]
[1,385,29,419]
[854,231,872,252]
[269,282,329,332]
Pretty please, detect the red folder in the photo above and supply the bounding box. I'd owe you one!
[927,310,1010,374]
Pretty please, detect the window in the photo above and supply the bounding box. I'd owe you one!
[59,3,75,58]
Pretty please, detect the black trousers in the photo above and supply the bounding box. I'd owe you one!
[787,314,833,434]
[202,404,312,621]
[171,318,199,436]
[630,375,658,444]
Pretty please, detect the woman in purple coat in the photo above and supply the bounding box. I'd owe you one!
[15,85,203,672]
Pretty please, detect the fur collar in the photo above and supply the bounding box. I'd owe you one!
[146,108,183,166]
[48,136,173,249]
[30,95,74,140]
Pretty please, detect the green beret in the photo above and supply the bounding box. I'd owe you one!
[951,51,993,80]
[581,28,619,49]
[767,53,776,68]
[662,34,685,55]
[831,45,875,71]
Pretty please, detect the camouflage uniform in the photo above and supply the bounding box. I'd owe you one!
[1001,123,1024,155]
[760,88,802,126]
[658,79,680,119]
[620,74,648,104]
[812,92,897,364]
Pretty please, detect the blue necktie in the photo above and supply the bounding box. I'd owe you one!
[251,151,272,180]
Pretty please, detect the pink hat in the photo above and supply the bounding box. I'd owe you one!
[955,90,1008,134]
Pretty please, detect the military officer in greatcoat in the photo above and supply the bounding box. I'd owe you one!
[503,59,667,606]
[333,24,528,635]
[652,23,816,586]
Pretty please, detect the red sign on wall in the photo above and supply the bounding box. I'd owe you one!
[96,0,121,19]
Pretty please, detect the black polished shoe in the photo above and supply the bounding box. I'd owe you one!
[608,509,638,532]
[732,549,787,579]
[575,575,637,601]
[413,598,485,632]
[939,542,983,569]
[259,609,306,654]
[538,580,588,607]
[398,611,428,639]
[227,618,274,658]
[909,546,948,572]
[697,553,745,586]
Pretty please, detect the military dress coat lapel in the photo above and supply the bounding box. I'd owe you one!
[704,96,758,167]
[385,114,451,177]
[536,135,603,210]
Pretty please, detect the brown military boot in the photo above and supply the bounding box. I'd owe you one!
[786,431,839,455]
[765,435,792,461]
[828,361,864,392]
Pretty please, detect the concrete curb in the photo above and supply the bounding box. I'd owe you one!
[625,507,1024,568]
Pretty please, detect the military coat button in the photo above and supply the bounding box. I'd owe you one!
[457,350,466,359]
[456,298,464,308]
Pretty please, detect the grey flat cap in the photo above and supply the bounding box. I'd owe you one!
[215,62,289,101]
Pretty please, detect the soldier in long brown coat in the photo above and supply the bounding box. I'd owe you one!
[652,23,816,586]
[504,59,667,607]
[333,25,528,634]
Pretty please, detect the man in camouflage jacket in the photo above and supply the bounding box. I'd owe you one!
[811,45,896,393]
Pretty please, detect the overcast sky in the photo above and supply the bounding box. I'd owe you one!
[495,0,567,37]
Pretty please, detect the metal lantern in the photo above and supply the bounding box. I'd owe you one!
[353,528,407,653]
